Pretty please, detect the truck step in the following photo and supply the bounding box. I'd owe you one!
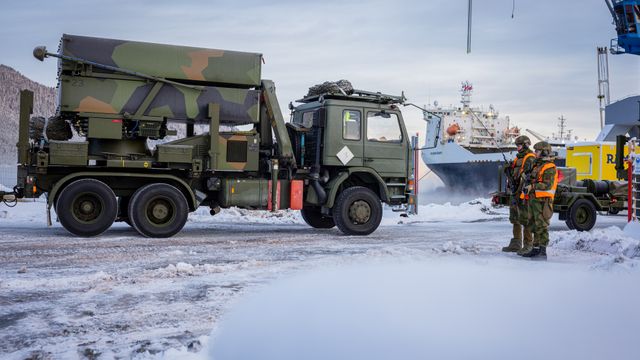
[390,195,407,199]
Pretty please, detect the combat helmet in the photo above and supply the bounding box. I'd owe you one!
[514,135,531,148]
[533,141,552,157]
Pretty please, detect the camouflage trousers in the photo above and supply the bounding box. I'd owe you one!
[509,196,532,242]
[528,197,553,247]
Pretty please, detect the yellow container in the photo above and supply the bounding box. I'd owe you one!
[566,142,629,180]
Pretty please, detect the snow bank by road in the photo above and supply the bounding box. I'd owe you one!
[384,198,507,226]
[0,196,504,227]
[552,226,640,259]
[190,207,304,225]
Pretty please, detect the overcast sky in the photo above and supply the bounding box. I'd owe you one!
[1,0,638,140]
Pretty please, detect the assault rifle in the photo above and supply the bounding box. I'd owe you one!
[520,172,533,201]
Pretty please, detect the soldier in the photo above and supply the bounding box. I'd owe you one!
[502,135,535,253]
[521,141,558,260]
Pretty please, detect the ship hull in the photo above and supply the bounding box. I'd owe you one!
[427,161,506,194]
[422,141,517,194]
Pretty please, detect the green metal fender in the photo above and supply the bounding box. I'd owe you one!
[323,167,390,208]
[47,172,198,211]
[554,192,604,213]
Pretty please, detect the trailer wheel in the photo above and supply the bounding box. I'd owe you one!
[128,183,188,238]
[300,206,335,229]
[567,198,597,232]
[565,216,576,230]
[608,208,620,215]
[333,186,382,236]
[56,179,117,237]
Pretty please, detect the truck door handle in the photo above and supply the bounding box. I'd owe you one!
[363,158,374,162]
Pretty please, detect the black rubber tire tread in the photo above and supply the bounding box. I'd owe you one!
[300,206,335,229]
[56,178,117,237]
[333,186,383,236]
[128,183,188,238]
[565,217,576,230]
[568,198,597,232]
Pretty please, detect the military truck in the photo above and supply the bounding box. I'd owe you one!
[0,34,416,238]
[492,166,628,232]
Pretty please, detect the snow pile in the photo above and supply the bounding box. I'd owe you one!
[0,194,502,228]
[440,240,480,255]
[552,226,640,259]
[148,261,265,278]
[392,198,506,224]
[189,207,303,225]
[0,198,48,225]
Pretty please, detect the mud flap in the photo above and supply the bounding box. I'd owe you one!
[47,204,52,226]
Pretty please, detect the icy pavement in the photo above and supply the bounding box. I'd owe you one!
[0,199,638,359]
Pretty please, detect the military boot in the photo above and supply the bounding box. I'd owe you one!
[517,227,534,255]
[533,246,547,261]
[503,225,523,252]
[502,238,522,252]
[521,246,547,260]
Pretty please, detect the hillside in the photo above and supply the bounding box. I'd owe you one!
[0,64,56,164]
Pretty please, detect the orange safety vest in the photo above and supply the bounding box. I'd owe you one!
[533,163,558,199]
[511,153,535,176]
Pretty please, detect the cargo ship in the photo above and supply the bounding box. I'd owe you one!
[421,82,519,193]
[422,83,571,193]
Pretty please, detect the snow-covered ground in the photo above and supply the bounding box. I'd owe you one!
[0,197,638,359]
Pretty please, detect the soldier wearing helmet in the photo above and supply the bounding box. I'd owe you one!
[502,135,536,254]
[520,141,558,260]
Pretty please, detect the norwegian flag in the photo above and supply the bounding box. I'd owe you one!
[461,82,473,92]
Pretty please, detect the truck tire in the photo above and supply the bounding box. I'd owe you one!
[565,216,576,230]
[56,179,118,237]
[128,183,188,238]
[567,198,597,232]
[300,206,335,229]
[333,186,383,236]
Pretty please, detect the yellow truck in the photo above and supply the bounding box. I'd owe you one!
[566,142,629,181]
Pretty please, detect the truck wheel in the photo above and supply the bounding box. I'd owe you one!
[56,179,117,237]
[565,217,576,230]
[128,183,188,238]
[300,206,335,229]
[333,186,382,236]
[568,199,597,232]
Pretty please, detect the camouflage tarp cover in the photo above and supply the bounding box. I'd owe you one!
[60,34,262,86]
[608,181,628,197]
[30,116,73,141]
[307,80,354,97]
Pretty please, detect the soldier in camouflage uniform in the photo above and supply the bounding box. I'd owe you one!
[521,141,558,260]
[502,135,535,254]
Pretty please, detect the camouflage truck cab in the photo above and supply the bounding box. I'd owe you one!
[5,35,414,238]
[288,91,413,210]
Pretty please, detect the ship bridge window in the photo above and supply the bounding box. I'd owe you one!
[367,112,402,143]
[342,110,361,140]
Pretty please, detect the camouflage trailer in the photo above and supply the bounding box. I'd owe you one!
[2,34,416,238]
